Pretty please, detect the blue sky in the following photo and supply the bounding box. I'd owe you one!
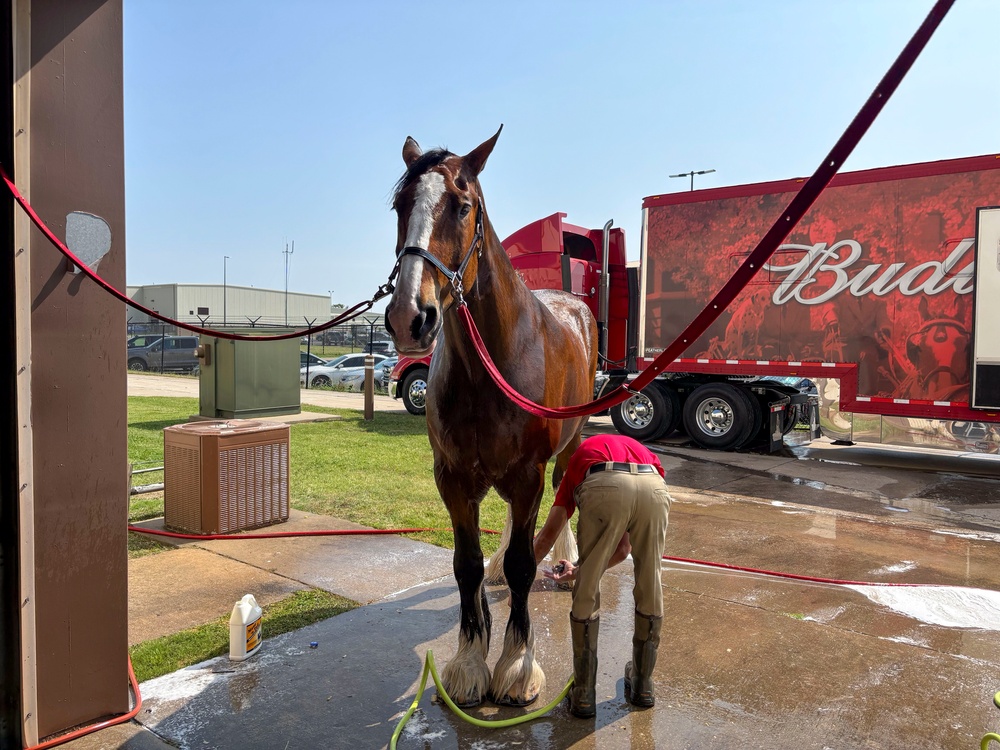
[123,1,1000,313]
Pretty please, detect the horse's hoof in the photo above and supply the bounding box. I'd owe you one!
[440,691,484,709]
[489,690,539,707]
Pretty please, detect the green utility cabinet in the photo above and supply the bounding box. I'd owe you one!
[199,331,301,418]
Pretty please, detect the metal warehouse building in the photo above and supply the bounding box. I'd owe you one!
[126,283,334,332]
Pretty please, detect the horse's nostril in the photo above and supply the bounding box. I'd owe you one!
[419,305,438,339]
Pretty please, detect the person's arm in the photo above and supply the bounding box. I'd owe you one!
[533,505,570,564]
[607,532,632,568]
[545,532,632,584]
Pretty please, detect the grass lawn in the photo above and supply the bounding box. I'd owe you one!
[127,394,561,679]
[128,396,557,554]
[129,589,356,683]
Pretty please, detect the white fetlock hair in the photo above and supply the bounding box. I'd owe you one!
[484,505,512,585]
[489,623,546,704]
[440,630,491,707]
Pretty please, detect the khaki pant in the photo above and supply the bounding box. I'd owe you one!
[571,469,672,621]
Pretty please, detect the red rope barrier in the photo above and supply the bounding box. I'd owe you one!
[0,166,389,342]
[127,525,499,540]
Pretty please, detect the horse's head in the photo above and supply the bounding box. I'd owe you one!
[384,127,502,356]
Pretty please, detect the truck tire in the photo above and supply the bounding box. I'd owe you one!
[128,358,147,372]
[610,383,678,442]
[654,382,683,437]
[402,368,429,416]
[682,383,756,451]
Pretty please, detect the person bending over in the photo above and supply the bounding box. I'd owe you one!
[533,433,672,718]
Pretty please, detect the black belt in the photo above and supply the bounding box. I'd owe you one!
[586,462,657,477]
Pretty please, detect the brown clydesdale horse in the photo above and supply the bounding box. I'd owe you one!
[384,127,597,707]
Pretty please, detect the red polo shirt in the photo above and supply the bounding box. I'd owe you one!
[554,434,665,519]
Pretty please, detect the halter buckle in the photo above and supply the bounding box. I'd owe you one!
[374,281,395,301]
[450,274,466,305]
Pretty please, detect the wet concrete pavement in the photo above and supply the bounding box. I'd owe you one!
[89,489,1000,750]
[67,377,1000,749]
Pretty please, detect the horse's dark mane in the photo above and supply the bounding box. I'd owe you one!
[392,148,454,201]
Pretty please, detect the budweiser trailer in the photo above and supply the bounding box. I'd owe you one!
[503,153,1000,454]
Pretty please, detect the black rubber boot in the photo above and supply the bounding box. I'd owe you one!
[568,614,599,718]
[624,610,661,708]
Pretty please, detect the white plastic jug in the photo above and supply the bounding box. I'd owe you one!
[229,594,263,661]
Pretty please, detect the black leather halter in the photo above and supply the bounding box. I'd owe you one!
[386,199,484,304]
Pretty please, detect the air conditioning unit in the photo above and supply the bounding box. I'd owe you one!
[163,420,290,534]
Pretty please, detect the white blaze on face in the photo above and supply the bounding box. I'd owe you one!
[397,170,446,299]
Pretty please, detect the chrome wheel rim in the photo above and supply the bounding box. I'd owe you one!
[693,397,734,436]
[408,378,427,409]
[620,393,654,430]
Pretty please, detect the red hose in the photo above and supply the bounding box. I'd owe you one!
[663,555,928,588]
[25,657,141,750]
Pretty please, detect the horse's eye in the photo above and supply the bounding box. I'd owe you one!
[459,204,472,220]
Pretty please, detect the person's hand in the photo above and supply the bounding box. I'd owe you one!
[543,559,577,583]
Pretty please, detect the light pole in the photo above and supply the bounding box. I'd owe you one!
[669,168,716,191]
[283,240,294,326]
[223,255,230,326]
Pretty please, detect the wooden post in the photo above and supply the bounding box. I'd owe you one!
[364,354,374,420]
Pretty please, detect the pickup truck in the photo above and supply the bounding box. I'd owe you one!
[127,335,201,373]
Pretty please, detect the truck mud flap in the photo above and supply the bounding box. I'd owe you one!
[767,395,792,453]
[807,398,822,441]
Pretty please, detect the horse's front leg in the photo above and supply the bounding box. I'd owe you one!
[439,479,493,707]
[489,465,546,706]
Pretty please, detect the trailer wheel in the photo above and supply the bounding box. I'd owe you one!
[682,383,756,451]
[402,368,429,416]
[610,383,678,442]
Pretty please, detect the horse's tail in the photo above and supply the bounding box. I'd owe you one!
[484,505,512,584]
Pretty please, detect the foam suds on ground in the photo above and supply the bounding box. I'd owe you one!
[846,585,1000,630]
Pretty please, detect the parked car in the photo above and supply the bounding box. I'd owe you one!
[300,353,388,388]
[367,339,396,356]
[127,335,200,373]
[126,334,163,349]
[300,351,329,368]
[334,358,398,392]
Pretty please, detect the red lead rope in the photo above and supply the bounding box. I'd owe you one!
[458,0,956,421]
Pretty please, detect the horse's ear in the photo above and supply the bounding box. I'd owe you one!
[464,125,503,177]
[402,136,422,168]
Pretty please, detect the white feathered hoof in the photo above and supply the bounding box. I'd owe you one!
[487,628,546,706]
[440,635,492,708]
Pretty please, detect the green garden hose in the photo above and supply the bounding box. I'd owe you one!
[390,650,573,748]
[982,691,1000,750]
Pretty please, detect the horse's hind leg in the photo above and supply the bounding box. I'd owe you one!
[439,481,493,707]
[489,466,546,706]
